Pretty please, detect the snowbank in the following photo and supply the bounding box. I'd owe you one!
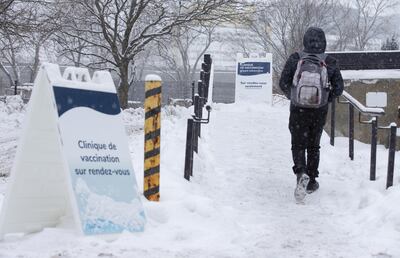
[0,96,26,176]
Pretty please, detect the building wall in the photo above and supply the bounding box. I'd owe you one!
[325,79,400,150]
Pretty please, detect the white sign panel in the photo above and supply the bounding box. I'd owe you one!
[366,92,387,108]
[235,53,273,104]
[0,63,146,238]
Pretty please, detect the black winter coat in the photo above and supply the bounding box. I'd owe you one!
[279,27,344,111]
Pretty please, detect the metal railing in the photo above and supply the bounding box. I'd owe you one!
[330,90,397,188]
[184,54,213,181]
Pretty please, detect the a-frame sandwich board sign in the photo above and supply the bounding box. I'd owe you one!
[0,63,146,238]
[235,53,273,104]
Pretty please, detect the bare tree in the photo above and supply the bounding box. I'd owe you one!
[0,0,13,15]
[58,0,246,108]
[54,29,90,67]
[0,1,60,86]
[25,2,61,82]
[223,25,262,60]
[0,0,16,31]
[0,33,23,86]
[247,0,335,73]
[154,22,218,89]
[0,0,25,87]
[324,0,397,51]
[352,0,397,50]
[127,47,152,89]
[53,2,96,68]
[0,0,27,87]
[327,2,355,51]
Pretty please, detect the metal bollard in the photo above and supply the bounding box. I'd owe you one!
[193,95,200,153]
[14,80,18,95]
[184,119,194,180]
[204,54,212,67]
[203,72,210,102]
[349,105,354,160]
[198,80,204,100]
[330,99,336,146]
[386,123,397,189]
[143,75,162,201]
[200,70,205,84]
[191,81,195,104]
[183,106,212,181]
[197,81,204,137]
[200,69,206,104]
[370,117,378,181]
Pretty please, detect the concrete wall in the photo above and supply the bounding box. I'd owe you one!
[325,79,400,150]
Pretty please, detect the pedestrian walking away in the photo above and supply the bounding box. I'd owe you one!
[278,27,344,203]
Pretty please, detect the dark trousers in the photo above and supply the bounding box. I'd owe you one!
[289,107,328,178]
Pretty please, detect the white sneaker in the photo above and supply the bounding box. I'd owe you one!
[294,173,310,203]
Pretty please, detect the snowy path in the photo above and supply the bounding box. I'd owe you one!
[200,103,398,257]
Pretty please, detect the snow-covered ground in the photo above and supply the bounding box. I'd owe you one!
[0,97,399,257]
[0,96,25,177]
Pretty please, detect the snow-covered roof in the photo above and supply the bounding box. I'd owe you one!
[341,69,400,80]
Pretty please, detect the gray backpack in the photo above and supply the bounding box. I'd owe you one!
[291,52,330,108]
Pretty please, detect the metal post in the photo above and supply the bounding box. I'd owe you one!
[184,119,194,180]
[330,99,336,146]
[202,57,211,103]
[191,81,195,104]
[386,124,397,189]
[194,94,200,119]
[204,54,212,67]
[197,81,204,137]
[204,72,210,102]
[201,63,208,73]
[198,105,203,139]
[370,117,378,181]
[193,95,200,153]
[349,105,354,160]
[198,80,204,100]
[14,80,18,95]
[199,70,208,104]
[200,70,205,84]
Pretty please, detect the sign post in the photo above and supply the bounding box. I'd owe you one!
[235,53,273,104]
[0,63,146,238]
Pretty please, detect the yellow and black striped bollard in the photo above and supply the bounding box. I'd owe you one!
[144,75,162,201]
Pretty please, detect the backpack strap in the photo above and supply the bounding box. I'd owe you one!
[299,52,327,66]
[318,53,328,67]
[319,53,328,61]
[297,51,309,60]
[299,51,327,61]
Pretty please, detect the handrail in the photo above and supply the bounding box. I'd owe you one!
[331,90,397,188]
[341,91,385,117]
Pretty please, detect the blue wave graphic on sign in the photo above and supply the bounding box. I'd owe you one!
[238,62,271,76]
[53,86,121,117]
